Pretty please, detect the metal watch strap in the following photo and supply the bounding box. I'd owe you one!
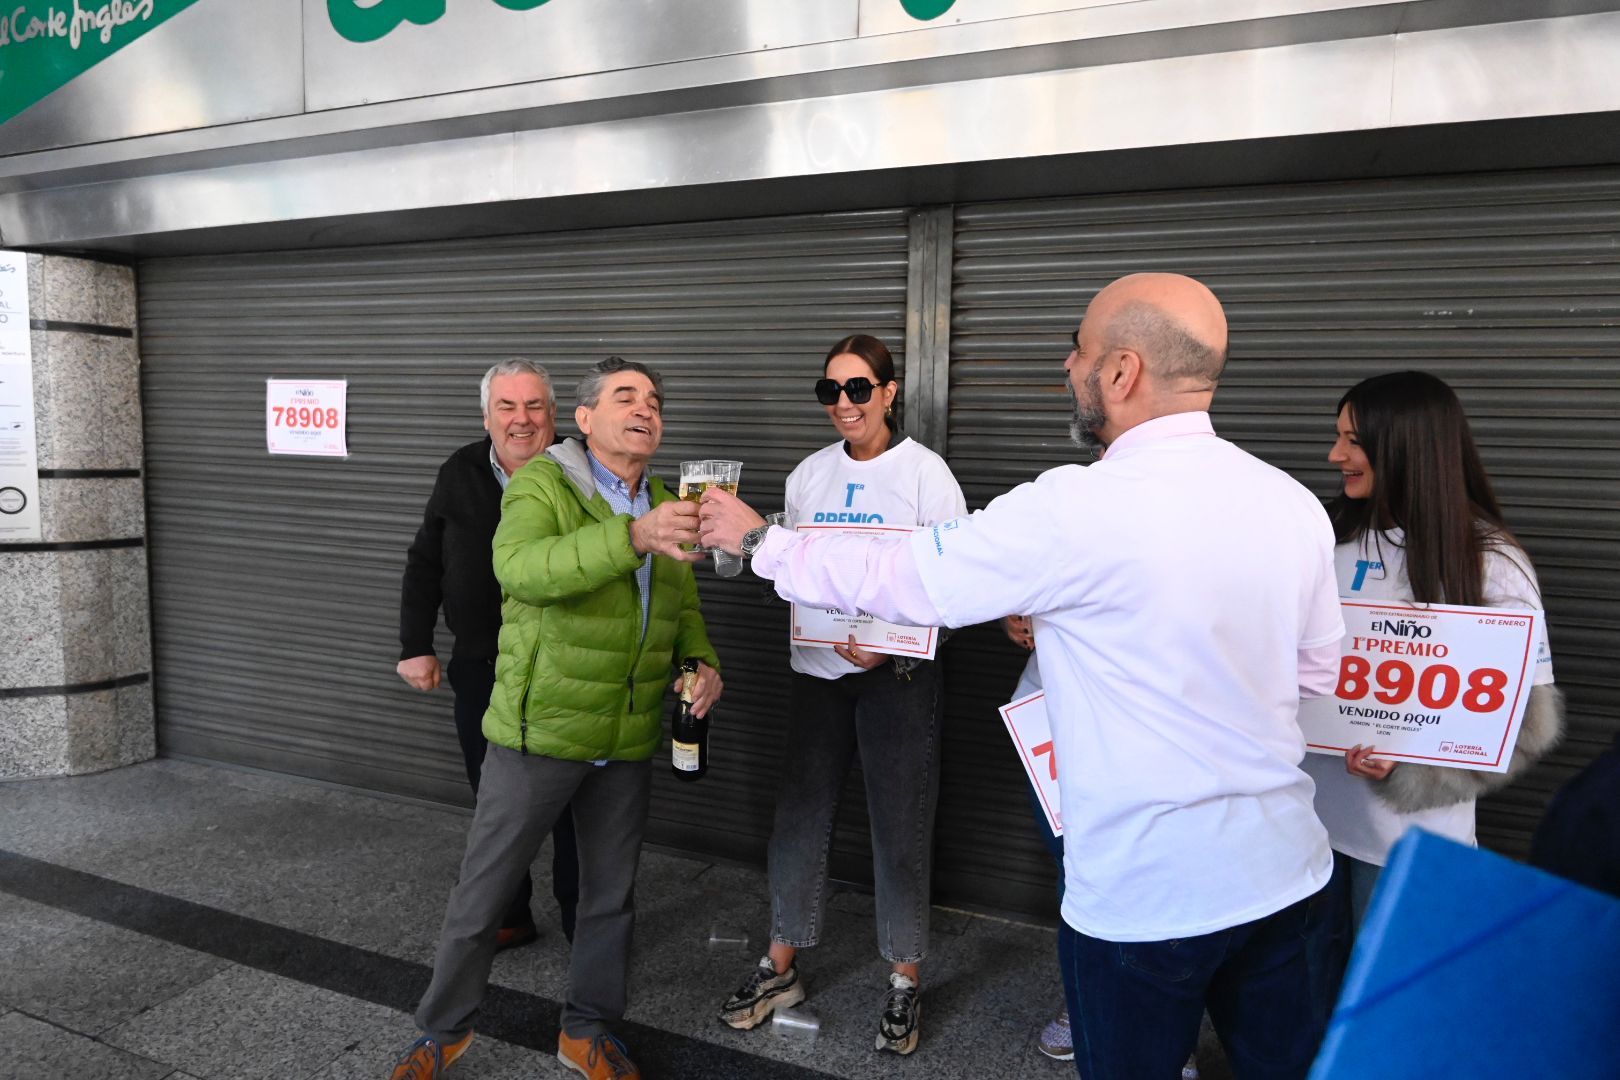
[740,524,771,557]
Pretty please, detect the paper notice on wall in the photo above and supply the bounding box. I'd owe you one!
[0,250,41,542]
[266,379,349,457]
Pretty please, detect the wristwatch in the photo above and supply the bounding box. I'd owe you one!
[740,524,773,557]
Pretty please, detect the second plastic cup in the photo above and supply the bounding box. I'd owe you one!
[679,458,742,556]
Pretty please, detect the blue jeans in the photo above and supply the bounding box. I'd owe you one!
[1058,889,1325,1080]
[768,664,942,963]
[1304,851,1382,1027]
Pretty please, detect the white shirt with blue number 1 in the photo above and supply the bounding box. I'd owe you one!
[1303,528,1556,866]
[783,437,965,680]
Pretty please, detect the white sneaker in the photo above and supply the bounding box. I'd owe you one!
[875,972,921,1055]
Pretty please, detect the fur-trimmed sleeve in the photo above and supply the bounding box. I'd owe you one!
[1373,684,1565,814]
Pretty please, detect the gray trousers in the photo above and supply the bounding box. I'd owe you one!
[415,746,650,1041]
[768,665,942,964]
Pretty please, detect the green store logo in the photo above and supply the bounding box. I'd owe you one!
[327,0,959,44]
[328,0,554,45]
[0,0,200,124]
[0,0,963,124]
[900,0,957,19]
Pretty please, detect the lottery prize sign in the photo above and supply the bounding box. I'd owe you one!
[1299,600,1543,773]
[266,379,348,457]
[789,524,938,659]
[1000,690,1061,836]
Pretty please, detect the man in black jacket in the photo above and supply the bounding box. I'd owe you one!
[398,358,579,947]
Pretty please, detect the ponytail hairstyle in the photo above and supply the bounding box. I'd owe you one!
[824,334,900,432]
[1327,371,1516,606]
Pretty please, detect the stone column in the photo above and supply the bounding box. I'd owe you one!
[0,254,152,778]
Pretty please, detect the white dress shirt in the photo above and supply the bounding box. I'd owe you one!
[755,411,1343,941]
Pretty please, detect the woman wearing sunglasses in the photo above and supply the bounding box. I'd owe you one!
[717,334,966,1055]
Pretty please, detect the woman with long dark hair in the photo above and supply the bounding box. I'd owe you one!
[1305,371,1563,997]
[715,334,965,1056]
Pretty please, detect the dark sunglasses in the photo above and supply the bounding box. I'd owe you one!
[814,376,886,405]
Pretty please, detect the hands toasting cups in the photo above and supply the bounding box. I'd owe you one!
[698,486,766,556]
[630,499,707,561]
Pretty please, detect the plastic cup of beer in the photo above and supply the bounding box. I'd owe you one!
[679,459,742,554]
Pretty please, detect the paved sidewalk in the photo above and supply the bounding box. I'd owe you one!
[0,760,1231,1079]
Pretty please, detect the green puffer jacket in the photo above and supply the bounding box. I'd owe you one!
[483,438,720,761]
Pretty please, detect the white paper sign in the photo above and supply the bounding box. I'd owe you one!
[0,250,41,543]
[1299,600,1544,773]
[789,524,939,659]
[1000,690,1061,836]
[266,379,348,457]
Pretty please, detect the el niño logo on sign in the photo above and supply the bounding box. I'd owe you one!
[328,0,960,44]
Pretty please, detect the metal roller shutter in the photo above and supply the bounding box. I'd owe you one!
[947,167,1620,910]
[137,210,913,873]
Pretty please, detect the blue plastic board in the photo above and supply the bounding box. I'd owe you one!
[1311,830,1620,1079]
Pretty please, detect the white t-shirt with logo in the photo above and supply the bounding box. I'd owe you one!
[1302,528,1556,865]
[785,437,966,679]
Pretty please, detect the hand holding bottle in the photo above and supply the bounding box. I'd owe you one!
[671,659,723,718]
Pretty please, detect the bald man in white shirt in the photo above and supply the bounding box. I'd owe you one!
[701,273,1344,1080]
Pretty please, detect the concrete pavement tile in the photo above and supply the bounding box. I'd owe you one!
[0,760,473,964]
[99,965,394,1080]
[930,906,975,937]
[0,1010,171,1080]
[0,894,227,1034]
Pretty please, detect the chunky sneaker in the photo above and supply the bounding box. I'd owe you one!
[557,1031,640,1080]
[387,1031,473,1080]
[719,955,806,1030]
[1038,1005,1074,1061]
[875,972,921,1055]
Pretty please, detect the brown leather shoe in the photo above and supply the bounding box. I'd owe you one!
[387,1031,473,1079]
[494,923,538,951]
[557,1031,640,1079]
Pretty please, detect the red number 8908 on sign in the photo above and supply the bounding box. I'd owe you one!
[272,406,340,429]
[1335,655,1508,713]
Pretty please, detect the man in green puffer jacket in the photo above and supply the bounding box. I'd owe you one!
[395,358,722,1080]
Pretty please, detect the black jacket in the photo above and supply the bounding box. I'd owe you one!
[399,438,505,663]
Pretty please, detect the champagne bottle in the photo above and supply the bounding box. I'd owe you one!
[670,657,708,781]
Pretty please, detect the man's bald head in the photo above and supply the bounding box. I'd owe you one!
[1088,273,1228,389]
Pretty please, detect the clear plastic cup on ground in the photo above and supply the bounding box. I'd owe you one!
[706,926,750,953]
[770,1006,821,1041]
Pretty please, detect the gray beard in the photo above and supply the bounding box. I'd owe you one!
[1068,366,1107,457]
